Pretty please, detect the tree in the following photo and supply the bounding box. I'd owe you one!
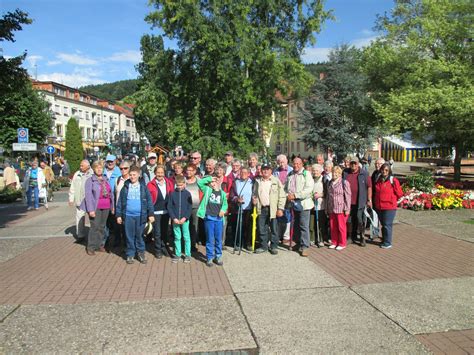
[299,45,378,159]
[64,118,83,174]
[362,0,474,181]
[132,1,331,158]
[0,9,52,153]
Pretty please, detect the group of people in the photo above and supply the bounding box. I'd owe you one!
[67,149,404,266]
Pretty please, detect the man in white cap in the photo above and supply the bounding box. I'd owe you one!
[141,152,158,184]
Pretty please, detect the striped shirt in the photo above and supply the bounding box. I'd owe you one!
[327,178,351,214]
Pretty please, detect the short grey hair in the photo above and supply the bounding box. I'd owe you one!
[248,152,258,160]
[206,158,217,166]
[376,157,385,164]
[276,154,288,163]
[81,159,90,167]
[323,160,333,168]
[232,158,241,166]
[119,160,131,168]
[217,162,227,170]
[312,164,323,172]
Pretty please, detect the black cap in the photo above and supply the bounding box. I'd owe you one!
[261,163,272,170]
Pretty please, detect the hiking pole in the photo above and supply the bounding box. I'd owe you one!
[251,206,258,252]
[233,203,241,254]
[315,198,320,247]
[289,205,294,251]
[238,204,243,255]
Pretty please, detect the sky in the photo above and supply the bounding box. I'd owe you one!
[1,0,394,88]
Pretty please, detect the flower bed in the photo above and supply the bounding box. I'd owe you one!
[399,184,474,211]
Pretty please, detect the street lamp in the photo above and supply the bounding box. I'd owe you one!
[56,137,63,158]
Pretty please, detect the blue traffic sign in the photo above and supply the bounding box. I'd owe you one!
[17,128,29,143]
[46,145,55,154]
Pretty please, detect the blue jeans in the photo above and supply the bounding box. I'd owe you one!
[294,210,311,249]
[27,186,39,209]
[124,215,146,257]
[378,209,397,246]
[204,215,223,261]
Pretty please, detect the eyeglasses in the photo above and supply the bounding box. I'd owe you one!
[107,161,114,163]
[120,167,129,170]
[190,157,199,160]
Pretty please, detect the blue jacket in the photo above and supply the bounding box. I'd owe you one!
[167,188,193,221]
[116,179,154,224]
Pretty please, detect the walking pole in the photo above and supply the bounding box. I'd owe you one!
[289,206,294,251]
[251,206,258,251]
[233,204,241,254]
[238,204,243,255]
[315,198,320,247]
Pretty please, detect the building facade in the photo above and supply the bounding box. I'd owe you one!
[32,80,139,155]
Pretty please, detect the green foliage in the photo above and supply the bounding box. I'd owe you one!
[406,170,435,193]
[50,176,70,191]
[0,9,52,153]
[133,0,331,157]
[299,45,378,159]
[0,187,22,203]
[362,0,474,181]
[80,79,138,102]
[64,118,83,174]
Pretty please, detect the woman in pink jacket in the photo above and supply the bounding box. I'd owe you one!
[326,166,351,250]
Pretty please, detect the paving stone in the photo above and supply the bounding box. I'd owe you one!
[237,287,428,354]
[352,277,474,334]
[0,238,46,262]
[0,305,18,322]
[0,296,256,354]
[222,247,341,293]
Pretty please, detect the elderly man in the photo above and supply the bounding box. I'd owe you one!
[273,154,293,242]
[69,159,93,241]
[252,164,286,254]
[343,156,372,246]
[316,154,325,165]
[189,151,204,176]
[285,157,314,257]
[248,152,259,178]
[141,152,158,184]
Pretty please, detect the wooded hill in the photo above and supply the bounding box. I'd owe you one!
[80,79,138,102]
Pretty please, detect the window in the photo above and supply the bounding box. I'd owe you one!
[85,111,89,120]
[90,98,97,105]
[80,127,85,138]
[63,106,68,116]
[54,104,60,114]
[291,141,295,152]
[80,95,85,102]
[69,91,74,99]
[56,124,63,136]
[54,87,66,96]
[78,110,82,118]
[87,128,91,139]
[126,120,131,127]
[72,108,77,116]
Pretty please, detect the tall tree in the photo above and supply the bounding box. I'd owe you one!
[0,9,52,153]
[132,0,331,158]
[64,118,83,173]
[362,0,473,181]
[299,45,377,159]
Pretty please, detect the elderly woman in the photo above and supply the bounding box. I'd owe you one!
[374,163,403,249]
[81,161,113,255]
[311,164,325,247]
[326,166,351,251]
[23,160,46,210]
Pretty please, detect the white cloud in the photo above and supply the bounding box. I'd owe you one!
[351,36,378,48]
[107,50,141,63]
[26,55,43,68]
[46,60,61,66]
[359,29,376,37]
[37,72,105,87]
[301,47,331,63]
[57,52,98,65]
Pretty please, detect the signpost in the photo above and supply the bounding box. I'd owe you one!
[12,143,37,151]
[17,128,29,143]
[46,145,55,165]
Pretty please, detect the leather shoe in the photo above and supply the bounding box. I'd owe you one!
[301,248,309,257]
[86,249,95,256]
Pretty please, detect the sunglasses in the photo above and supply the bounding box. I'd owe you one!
[190,157,199,159]
[120,167,129,170]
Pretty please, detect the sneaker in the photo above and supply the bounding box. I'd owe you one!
[269,248,278,255]
[34,208,39,210]
[44,203,49,210]
[328,245,336,249]
[301,248,309,257]
[184,256,191,263]
[155,252,163,259]
[380,244,392,249]
[171,256,180,263]
[27,206,33,211]
[206,259,214,267]
[317,242,325,247]
[214,257,223,266]
[137,253,147,264]
[335,246,346,251]
[126,256,134,264]
[254,248,266,254]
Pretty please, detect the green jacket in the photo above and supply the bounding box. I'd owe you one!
[252,175,286,219]
[284,169,315,210]
[197,176,228,218]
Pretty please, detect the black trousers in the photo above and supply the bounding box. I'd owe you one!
[349,204,365,241]
[153,214,170,254]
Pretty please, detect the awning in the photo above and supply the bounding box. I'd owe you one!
[51,143,66,152]
[82,141,107,149]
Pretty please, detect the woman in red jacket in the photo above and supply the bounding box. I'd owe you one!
[374,163,404,249]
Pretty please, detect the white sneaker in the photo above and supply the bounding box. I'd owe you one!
[335,246,346,251]
[27,207,33,211]
[328,245,336,249]
[45,203,49,210]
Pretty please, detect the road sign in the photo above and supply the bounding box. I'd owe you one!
[12,143,37,151]
[46,145,55,154]
[17,128,29,143]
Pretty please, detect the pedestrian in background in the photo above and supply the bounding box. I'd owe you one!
[23,160,46,210]
[69,159,93,242]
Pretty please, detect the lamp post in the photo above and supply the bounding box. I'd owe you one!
[56,137,63,158]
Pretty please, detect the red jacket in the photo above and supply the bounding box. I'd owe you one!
[374,177,404,210]
[147,177,174,204]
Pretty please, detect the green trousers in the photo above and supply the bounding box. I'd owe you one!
[173,220,191,257]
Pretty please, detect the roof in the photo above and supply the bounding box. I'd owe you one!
[383,135,430,149]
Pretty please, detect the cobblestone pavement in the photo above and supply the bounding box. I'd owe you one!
[0,191,472,353]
